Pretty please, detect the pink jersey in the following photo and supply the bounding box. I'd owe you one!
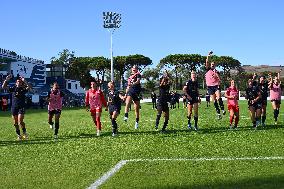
[205,69,220,86]
[270,83,281,100]
[226,87,239,106]
[48,89,63,111]
[85,89,107,110]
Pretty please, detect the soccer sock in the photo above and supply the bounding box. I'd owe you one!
[274,109,278,121]
[54,122,59,135]
[155,114,161,127]
[96,117,101,130]
[187,116,191,125]
[214,100,220,114]
[22,127,26,134]
[253,121,256,127]
[194,116,198,127]
[262,115,266,124]
[235,116,239,127]
[124,112,128,118]
[218,98,225,111]
[162,119,169,130]
[276,109,280,118]
[256,117,260,123]
[20,122,26,133]
[14,124,20,135]
[111,118,117,133]
[136,117,139,123]
[230,115,234,125]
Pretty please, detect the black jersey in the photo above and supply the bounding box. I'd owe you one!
[258,82,269,99]
[185,80,199,97]
[246,85,260,102]
[128,73,142,92]
[9,86,28,108]
[158,84,170,103]
[108,90,121,107]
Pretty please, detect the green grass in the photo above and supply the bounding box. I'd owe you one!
[0,101,283,189]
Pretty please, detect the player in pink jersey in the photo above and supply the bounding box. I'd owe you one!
[205,51,226,119]
[85,81,107,136]
[47,82,65,140]
[268,71,282,125]
[225,80,239,129]
[124,65,142,129]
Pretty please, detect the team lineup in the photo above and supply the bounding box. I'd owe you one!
[1,51,282,140]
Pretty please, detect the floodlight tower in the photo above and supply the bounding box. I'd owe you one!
[103,12,121,81]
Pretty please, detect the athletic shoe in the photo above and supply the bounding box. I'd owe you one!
[54,135,58,141]
[262,123,266,127]
[222,110,226,115]
[155,125,158,131]
[217,114,222,120]
[229,125,233,130]
[256,121,260,127]
[234,125,238,129]
[187,123,192,130]
[123,117,128,122]
[194,126,198,131]
[135,122,139,129]
[17,135,22,141]
[22,133,29,140]
[275,121,278,125]
[97,130,100,136]
[112,133,117,137]
[160,129,166,134]
[49,124,54,129]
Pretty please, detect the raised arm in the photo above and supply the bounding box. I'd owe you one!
[2,74,12,89]
[205,51,213,69]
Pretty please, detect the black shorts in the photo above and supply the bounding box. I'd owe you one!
[157,101,169,112]
[187,96,199,105]
[48,109,62,115]
[207,85,220,95]
[248,103,262,110]
[109,105,121,114]
[271,99,281,105]
[261,99,267,106]
[11,106,25,116]
[127,89,140,102]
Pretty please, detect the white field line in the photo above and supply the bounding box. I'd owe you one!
[87,156,284,189]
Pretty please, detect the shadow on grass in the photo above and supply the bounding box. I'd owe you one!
[0,125,282,147]
[151,174,284,189]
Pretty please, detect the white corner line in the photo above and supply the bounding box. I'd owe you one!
[87,156,284,189]
[87,160,128,189]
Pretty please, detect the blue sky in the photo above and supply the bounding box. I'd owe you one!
[1,0,284,67]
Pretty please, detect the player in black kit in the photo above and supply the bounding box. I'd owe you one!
[155,71,171,132]
[2,74,31,140]
[183,71,200,130]
[245,79,262,128]
[106,81,125,136]
[252,73,269,126]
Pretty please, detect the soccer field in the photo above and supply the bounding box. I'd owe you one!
[0,101,283,189]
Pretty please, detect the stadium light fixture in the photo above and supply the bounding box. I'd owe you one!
[103,12,121,81]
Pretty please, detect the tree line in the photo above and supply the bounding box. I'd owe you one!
[50,49,281,92]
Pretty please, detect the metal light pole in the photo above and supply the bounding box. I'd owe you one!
[103,12,121,81]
